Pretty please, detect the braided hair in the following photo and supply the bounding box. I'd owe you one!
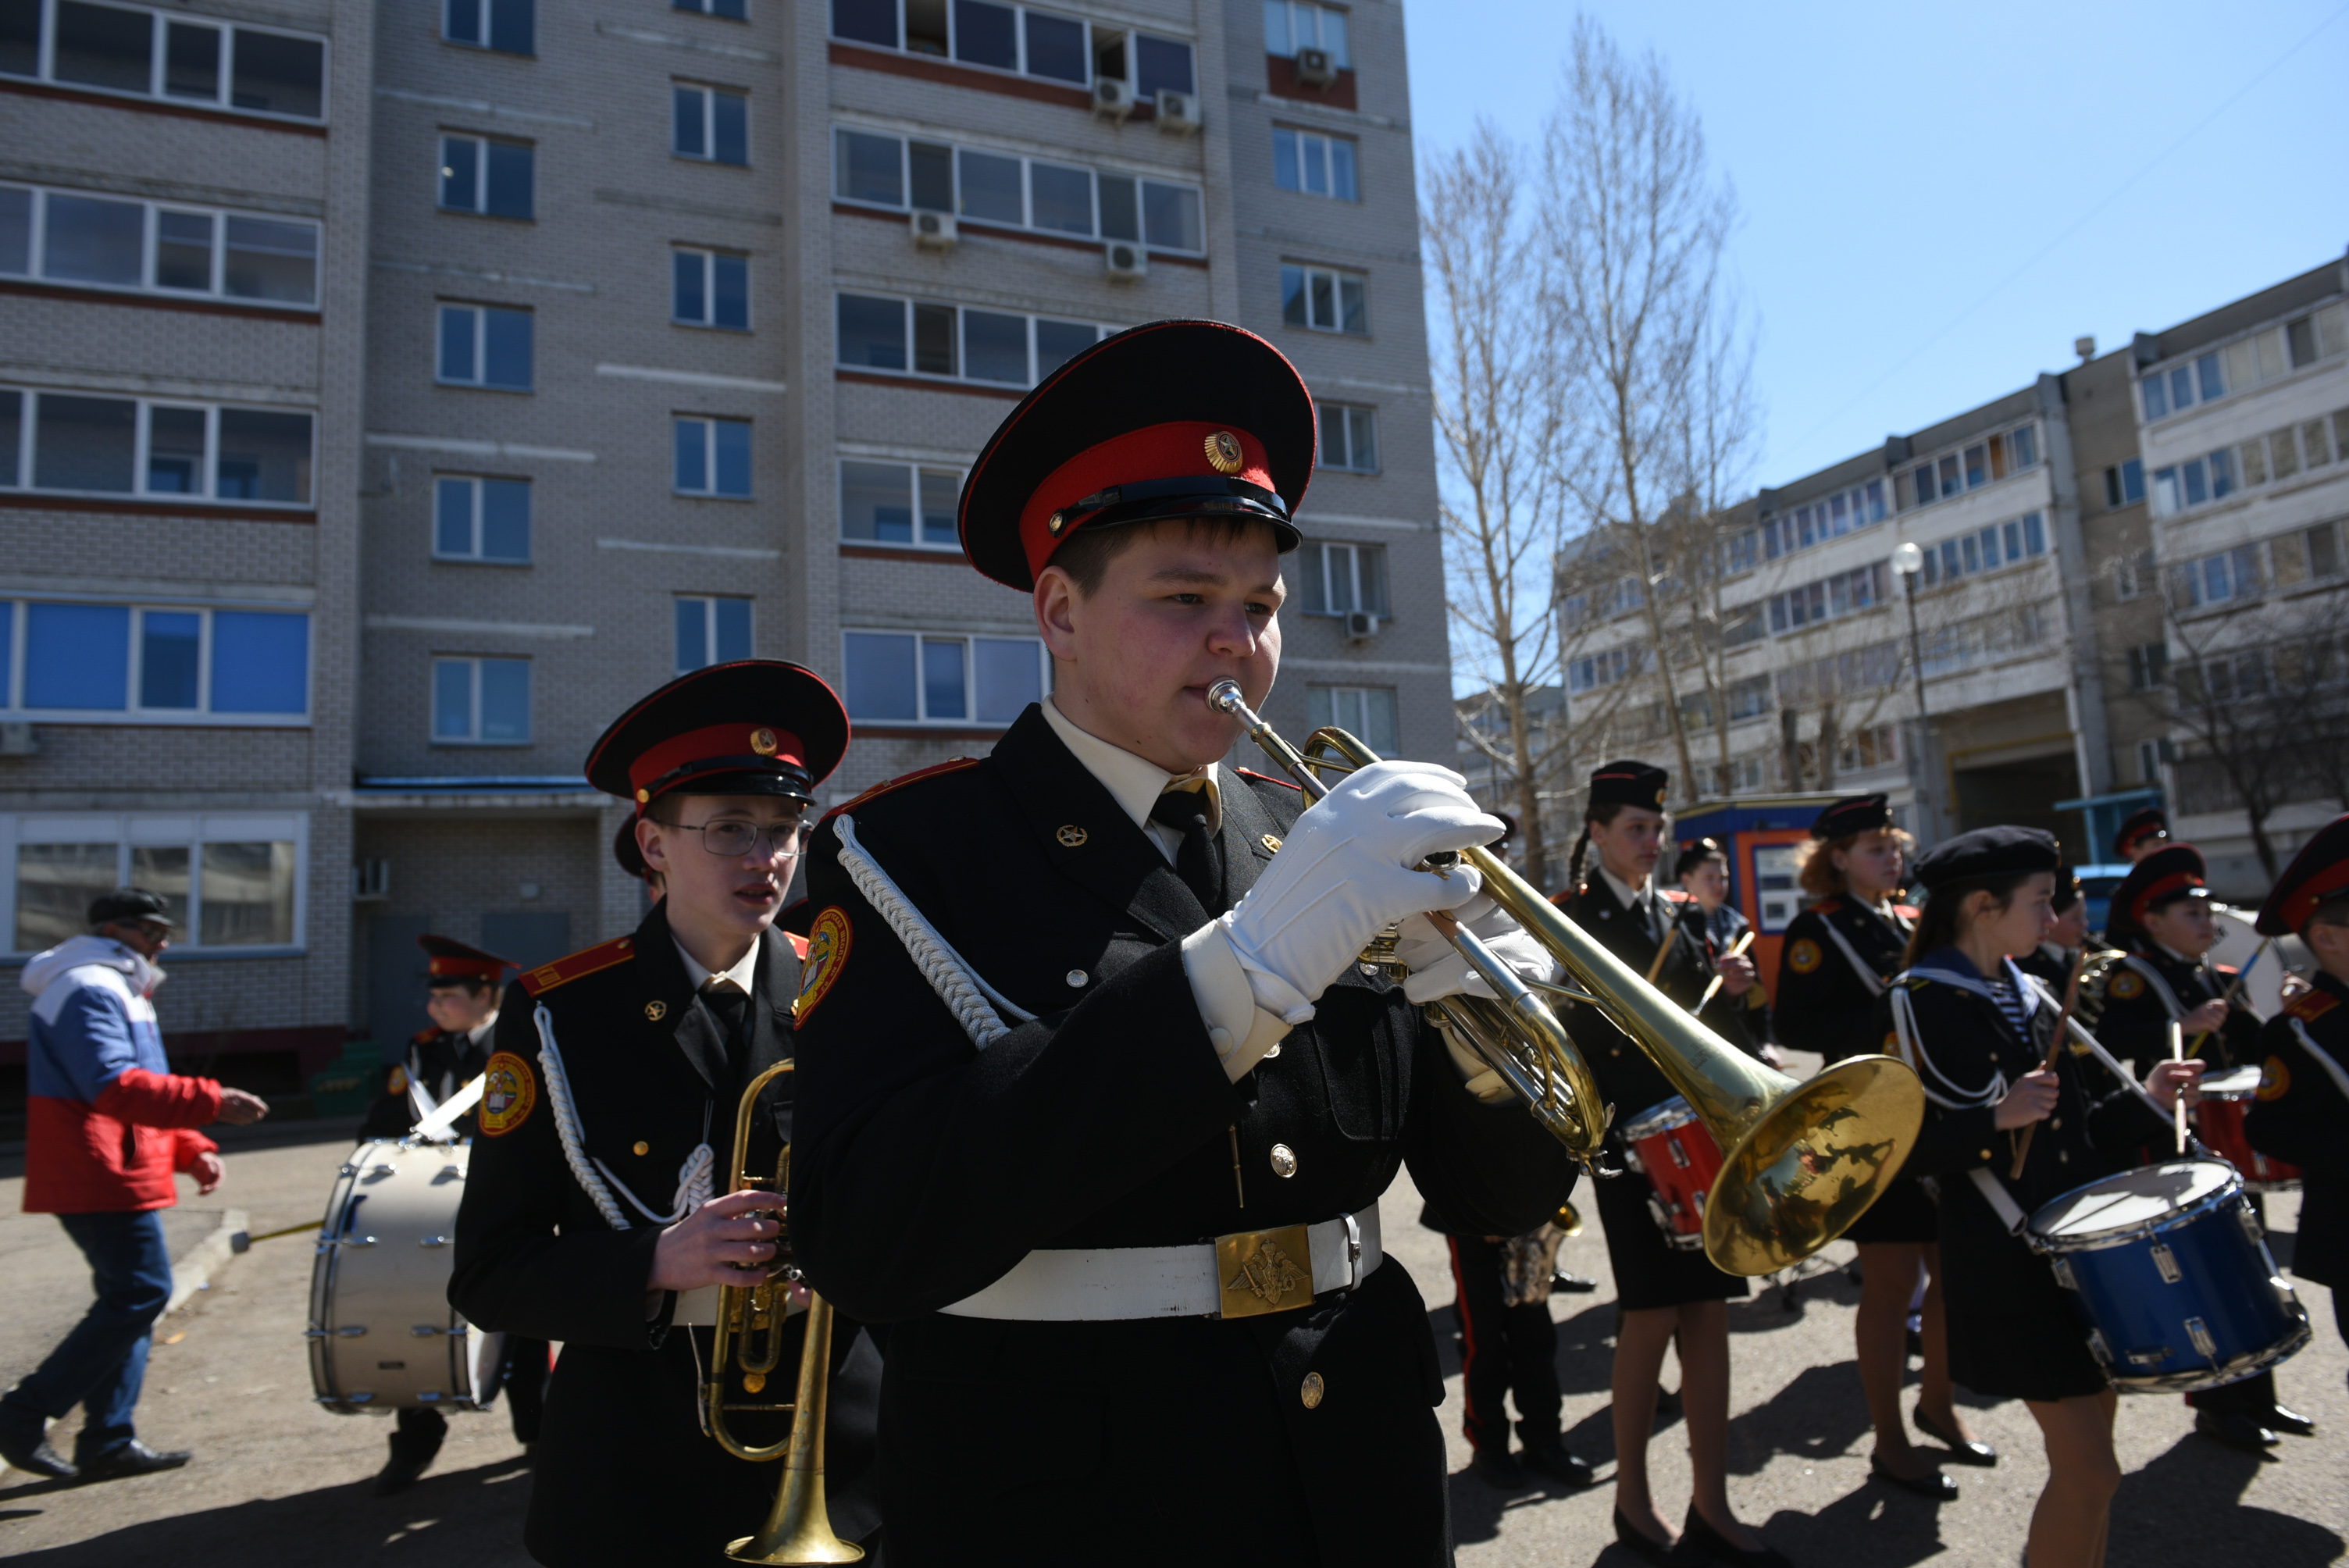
[1567,803,1633,895]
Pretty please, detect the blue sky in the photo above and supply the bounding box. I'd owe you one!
[1401,0,2349,490]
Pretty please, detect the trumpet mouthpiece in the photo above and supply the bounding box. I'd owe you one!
[1207,680,1249,718]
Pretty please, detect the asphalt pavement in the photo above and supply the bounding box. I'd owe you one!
[0,1107,2343,1566]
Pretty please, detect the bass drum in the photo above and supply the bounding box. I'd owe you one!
[308,1138,502,1413]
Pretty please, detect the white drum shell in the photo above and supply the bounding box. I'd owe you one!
[308,1138,498,1413]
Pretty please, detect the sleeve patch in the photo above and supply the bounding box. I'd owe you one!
[2108,970,2145,1000]
[794,907,854,1026]
[1787,939,1823,975]
[477,1051,537,1136]
[385,1064,409,1095]
[2257,1056,2291,1100]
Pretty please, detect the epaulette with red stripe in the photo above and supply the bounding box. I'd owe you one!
[820,757,983,825]
[520,935,637,997]
[1812,896,1845,915]
[1237,768,1302,792]
[1661,888,1691,903]
[410,1027,438,1046]
[1894,904,1920,920]
[2286,988,2339,1023]
[2215,963,2240,978]
[786,931,810,960]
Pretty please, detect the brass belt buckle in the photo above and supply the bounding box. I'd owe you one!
[1215,1222,1314,1319]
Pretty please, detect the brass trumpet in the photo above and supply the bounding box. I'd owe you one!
[1207,681,1925,1275]
[703,1060,863,1565]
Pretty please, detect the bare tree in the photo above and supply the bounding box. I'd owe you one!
[1539,16,1742,804]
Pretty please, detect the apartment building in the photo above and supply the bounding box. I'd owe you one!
[2,0,1446,1087]
[0,0,369,1114]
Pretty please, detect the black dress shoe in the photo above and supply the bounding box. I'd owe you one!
[1612,1508,1680,1565]
[2264,1403,2317,1438]
[1870,1456,1959,1501]
[1518,1438,1597,1487]
[1682,1507,1793,1568]
[0,1430,77,1481]
[75,1441,191,1481]
[1470,1447,1528,1488]
[2194,1409,2279,1455]
[1552,1270,1601,1294]
[1913,1406,1997,1466]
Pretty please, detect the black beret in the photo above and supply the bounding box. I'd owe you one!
[2107,843,2208,941]
[88,888,173,929]
[1912,825,2060,893]
[1811,793,1892,841]
[2113,805,2169,859]
[1588,759,1668,811]
[2258,812,2349,936]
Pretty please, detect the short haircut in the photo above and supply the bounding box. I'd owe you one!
[1047,515,1283,598]
[428,976,497,998]
[2305,895,2349,930]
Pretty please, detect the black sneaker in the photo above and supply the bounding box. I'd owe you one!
[0,1429,77,1481]
[1518,1438,1597,1487]
[75,1441,191,1482]
[1550,1270,1600,1294]
[1470,1447,1529,1488]
[2193,1409,2279,1456]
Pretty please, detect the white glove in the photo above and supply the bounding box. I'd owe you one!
[1393,894,1558,1005]
[1216,759,1500,1021]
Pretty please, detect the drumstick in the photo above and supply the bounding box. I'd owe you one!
[1644,921,1677,985]
[2182,937,2272,1058]
[2009,946,2088,1178]
[1694,930,1758,1012]
[2169,1019,2189,1156]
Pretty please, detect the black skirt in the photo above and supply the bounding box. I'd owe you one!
[1840,1171,1939,1245]
[1590,1160,1751,1310]
[1937,1198,2108,1402]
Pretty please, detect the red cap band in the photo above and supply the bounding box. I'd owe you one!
[2129,868,2202,925]
[2285,859,2349,931]
[1018,422,1275,581]
[627,722,806,804]
[428,955,504,982]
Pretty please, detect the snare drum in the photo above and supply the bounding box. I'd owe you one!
[2027,1158,2310,1393]
[2194,1065,2302,1191]
[308,1138,502,1413]
[1619,1096,1723,1252]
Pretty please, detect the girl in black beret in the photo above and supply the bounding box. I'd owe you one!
[1874,827,2200,1565]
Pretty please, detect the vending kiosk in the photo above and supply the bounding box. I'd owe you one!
[1668,793,1843,987]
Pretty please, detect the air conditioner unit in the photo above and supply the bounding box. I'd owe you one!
[911,208,957,251]
[1154,88,1200,134]
[1092,76,1134,120]
[352,859,390,901]
[1293,47,1338,87]
[1104,239,1148,281]
[1343,610,1380,640]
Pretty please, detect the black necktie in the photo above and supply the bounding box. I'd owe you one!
[700,982,750,1071]
[1149,788,1224,916]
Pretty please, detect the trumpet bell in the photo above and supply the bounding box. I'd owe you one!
[1702,1055,1923,1277]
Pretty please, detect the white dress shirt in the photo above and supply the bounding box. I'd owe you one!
[673,937,760,993]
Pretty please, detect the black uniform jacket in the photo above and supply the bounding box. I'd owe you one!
[2085,943,2262,1077]
[448,902,882,1565]
[2246,973,2349,1289]
[358,1025,489,1141]
[1875,954,2170,1325]
[1772,896,1912,1064]
[787,704,1577,1567]
[2015,943,2075,992]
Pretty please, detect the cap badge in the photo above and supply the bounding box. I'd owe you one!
[1205,430,1244,475]
[1056,825,1089,848]
[1654,787,1667,806]
[645,1000,668,1021]
[749,728,779,756]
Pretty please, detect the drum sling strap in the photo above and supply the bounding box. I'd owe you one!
[1820,911,1899,999]
[2288,1018,2349,1102]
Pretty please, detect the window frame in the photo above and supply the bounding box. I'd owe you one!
[1,386,317,508]
[672,80,750,166]
[2,811,309,959]
[0,0,329,123]
[1913,512,2048,590]
[836,456,967,551]
[1305,683,1398,755]
[826,1,1193,98]
[839,627,1050,728]
[1,182,323,309]
[1759,478,1888,561]
[673,415,754,498]
[829,127,1205,255]
[435,134,534,221]
[434,301,534,391]
[673,0,750,16]
[1316,402,1378,472]
[674,594,755,672]
[832,291,1112,390]
[440,0,535,55]
[672,245,751,331]
[1298,539,1387,615]
[1279,262,1368,335]
[1764,561,1893,633]
[1897,422,2040,511]
[1262,0,1349,66]
[430,473,532,564]
[1272,126,1358,201]
[0,596,312,724]
[429,654,532,745]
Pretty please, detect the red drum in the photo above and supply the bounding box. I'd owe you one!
[1620,1096,1724,1251]
[2195,1066,2301,1192]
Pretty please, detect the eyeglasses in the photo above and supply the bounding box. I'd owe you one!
[671,819,807,859]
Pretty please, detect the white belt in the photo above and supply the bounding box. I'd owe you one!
[939,1209,1382,1321]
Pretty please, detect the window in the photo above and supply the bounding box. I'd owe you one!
[1835,725,1899,775]
[0,1,325,119]
[1281,263,1366,334]
[1274,128,1356,201]
[2171,545,2261,611]
[842,630,1045,725]
[675,0,747,16]
[431,656,529,743]
[675,84,748,166]
[2149,447,2241,518]
[432,476,529,563]
[1897,424,2038,509]
[1766,562,1891,633]
[1318,404,1377,472]
[2113,547,2156,600]
[2127,643,2169,691]
[2145,305,2349,419]
[1297,541,1386,616]
[1568,644,1641,693]
[444,0,533,55]
[438,136,533,219]
[1307,686,1396,754]
[6,814,305,955]
[2309,522,2344,579]
[2102,458,2145,509]
[1262,1,1349,66]
[829,129,1206,253]
[675,597,754,672]
[1759,479,1887,561]
[673,248,749,330]
[834,293,1104,387]
[2137,739,2172,784]
[675,417,752,497]
[829,1,1192,97]
[1725,674,1771,722]
[0,598,308,719]
[437,304,533,390]
[2140,352,2225,421]
[839,459,961,548]
[0,388,312,504]
[0,184,319,306]
[1916,514,2046,588]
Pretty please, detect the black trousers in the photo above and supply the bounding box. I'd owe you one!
[1446,1235,1560,1452]
[390,1335,553,1461]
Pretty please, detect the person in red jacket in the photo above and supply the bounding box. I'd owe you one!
[0,889,267,1482]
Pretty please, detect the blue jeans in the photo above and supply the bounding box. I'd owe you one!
[0,1210,173,1459]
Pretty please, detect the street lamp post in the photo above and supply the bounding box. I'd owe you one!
[1892,541,1932,840]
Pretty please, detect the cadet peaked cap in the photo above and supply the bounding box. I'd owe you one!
[419,934,512,985]
[1912,825,2060,893]
[2107,843,2208,936]
[88,888,174,929]
[2113,806,2169,859]
[1812,793,1893,841]
[957,320,1315,591]
[1588,760,1669,811]
[2051,866,2082,915]
[586,661,848,813]
[2257,812,2349,935]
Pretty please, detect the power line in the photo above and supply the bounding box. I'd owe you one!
[1782,1,2349,461]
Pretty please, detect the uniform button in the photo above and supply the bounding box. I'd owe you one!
[1270,1143,1299,1178]
[1207,1027,1235,1056]
[1262,1043,1281,1059]
[1299,1371,1324,1409]
[2059,1151,2070,1164]
[633,1141,650,1156]
[1980,1149,1993,1160]
[1066,969,1089,988]
[2050,1117,2062,1129]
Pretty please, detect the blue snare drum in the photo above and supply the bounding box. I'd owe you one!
[2026,1158,2309,1393]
